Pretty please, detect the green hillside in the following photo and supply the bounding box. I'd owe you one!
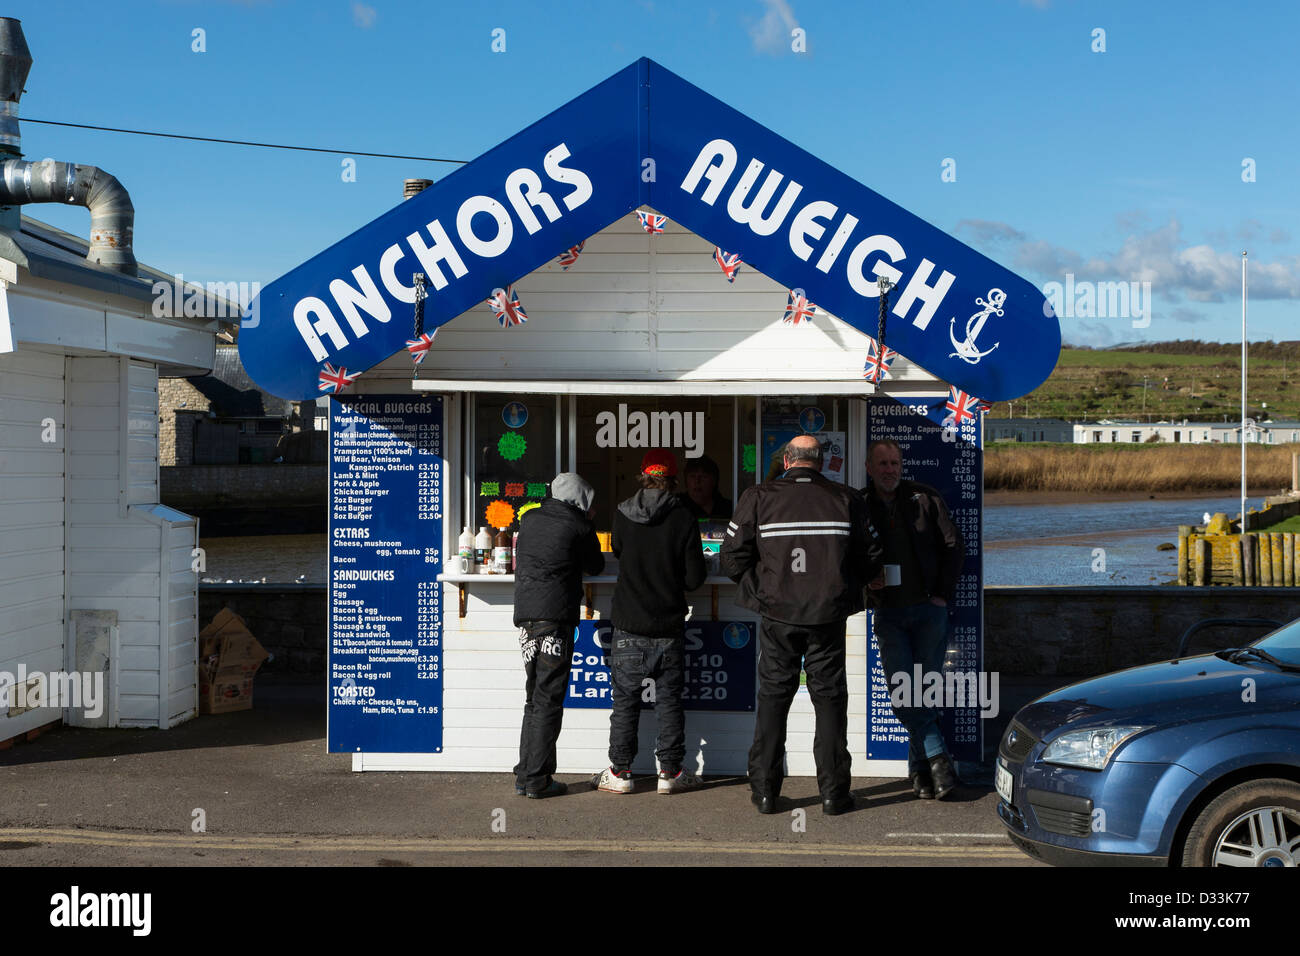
[990,342,1300,422]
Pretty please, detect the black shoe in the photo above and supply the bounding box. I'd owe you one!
[751,792,779,814]
[909,769,935,800]
[928,754,958,800]
[514,783,526,796]
[526,779,567,799]
[822,794,856,815]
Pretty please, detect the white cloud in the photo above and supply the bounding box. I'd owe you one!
[1017,219,1300,302]
[957,219,1026,243]
[750,0,797,55]
[352,2,377,29]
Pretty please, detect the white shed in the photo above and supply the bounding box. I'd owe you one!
[0,216,218,740]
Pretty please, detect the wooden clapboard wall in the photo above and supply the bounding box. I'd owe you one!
[369,212,934,385]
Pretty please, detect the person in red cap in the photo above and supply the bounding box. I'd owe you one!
[593,449,707,795]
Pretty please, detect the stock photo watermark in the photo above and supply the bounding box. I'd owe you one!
[0,666,104,719]
[1041,273,1152,329]
[152,273,259,326]
[888,666,1000,719]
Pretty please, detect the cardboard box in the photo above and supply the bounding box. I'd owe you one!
[198,608,269,715]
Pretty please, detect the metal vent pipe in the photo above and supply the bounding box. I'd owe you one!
[0,18,137,276]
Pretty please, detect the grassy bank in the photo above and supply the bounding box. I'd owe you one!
[991,347,1300,422]
[984,442,1299,493]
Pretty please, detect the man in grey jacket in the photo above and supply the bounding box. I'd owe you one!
[862,438,965,800]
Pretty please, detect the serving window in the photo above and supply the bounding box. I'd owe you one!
[461,392,849,540]
[470,396,559,534]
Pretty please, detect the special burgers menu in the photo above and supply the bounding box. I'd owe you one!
[328,395,444,754]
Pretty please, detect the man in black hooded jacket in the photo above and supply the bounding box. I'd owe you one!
[593,449,707,795]
[512,472,604,798]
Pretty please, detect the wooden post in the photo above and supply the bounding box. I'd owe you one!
[1261,532,1274,586]
[1231,536,1244,586]
[1285,533,1296,588]
[1272,533,1286,587]
[1194,536,1210,586]
[1178,526,1191,586]
[1242,533,1254,586]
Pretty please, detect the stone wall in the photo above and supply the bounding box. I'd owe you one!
[198,584,1300,679]
[163,463,325,509]
[201,585,327,674]
[159,379,214,466]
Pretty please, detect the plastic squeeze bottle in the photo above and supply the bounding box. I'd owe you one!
[458,527,473,573]
[474,526,492,574]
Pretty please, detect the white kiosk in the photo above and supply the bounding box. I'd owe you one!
[238,59,1059,779]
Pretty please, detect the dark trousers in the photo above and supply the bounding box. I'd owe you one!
[607,627,686,775]
[749,618,851,800]
[513,620,575,792]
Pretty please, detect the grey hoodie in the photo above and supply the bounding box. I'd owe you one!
[617,487,678,525]
[551,472,595,514]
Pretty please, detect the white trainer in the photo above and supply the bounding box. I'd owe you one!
[593,766,634,793]
[657,768,703,794]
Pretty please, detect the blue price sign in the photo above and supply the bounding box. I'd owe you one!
[566,620,756,712]
[328,395,444,753]
[864,395,982,763]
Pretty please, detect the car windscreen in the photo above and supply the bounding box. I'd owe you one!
[1253,618,1300,667]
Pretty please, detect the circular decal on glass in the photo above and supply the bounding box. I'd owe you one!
[723,623,751,649]
[502,401,529,429]
[799,407,825,433]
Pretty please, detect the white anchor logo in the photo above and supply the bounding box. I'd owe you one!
[949,289,1004,365]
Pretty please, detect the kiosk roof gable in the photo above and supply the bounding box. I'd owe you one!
[240,59,1059,403]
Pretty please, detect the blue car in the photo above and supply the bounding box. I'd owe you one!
[996,618,1300,866]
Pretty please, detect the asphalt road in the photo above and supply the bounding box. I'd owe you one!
[0,678,1043,867]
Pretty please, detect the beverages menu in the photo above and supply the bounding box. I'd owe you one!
[864,395,984,765]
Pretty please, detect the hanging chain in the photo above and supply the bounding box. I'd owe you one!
[876,275,893,350]
[411,272,427,380]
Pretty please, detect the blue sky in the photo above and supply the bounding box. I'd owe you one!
[8,0,1296,347]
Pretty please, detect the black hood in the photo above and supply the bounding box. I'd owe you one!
[618,488,678,525]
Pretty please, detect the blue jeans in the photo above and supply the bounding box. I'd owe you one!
[607,628,686,774]
[872,602,950,775]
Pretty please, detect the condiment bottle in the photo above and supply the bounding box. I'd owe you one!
[474,526,492,574]
[493,527,512,574]
[458,527,473,574]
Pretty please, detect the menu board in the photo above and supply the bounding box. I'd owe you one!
[864,395,983,764]
[566,620,757,712]
[328,395,444,754]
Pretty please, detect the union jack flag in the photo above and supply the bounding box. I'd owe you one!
[487,286,528,327]
[714,247,743,283]
[405,331,437,365]
[318,363,358,394]
[944,386,982,426]
[557,241,585,270]
[862,338,897,383]
[782,289,818,326]
[637,211,667,234]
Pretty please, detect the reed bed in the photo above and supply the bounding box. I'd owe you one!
[983,443,1298,493]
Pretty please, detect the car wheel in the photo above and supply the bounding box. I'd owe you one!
[1182,778,1300,867]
